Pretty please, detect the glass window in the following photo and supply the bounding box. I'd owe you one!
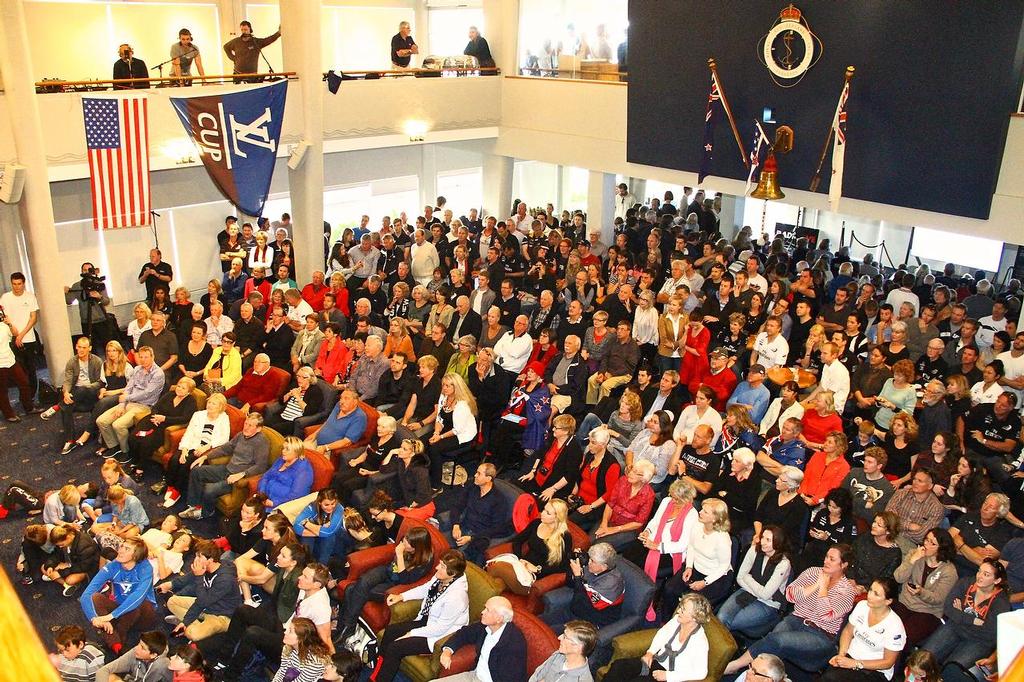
[428,8,484,58]
[513,161,559,213]
[437,168,483,214]
[561,166,589,211]
[517,0,627,77]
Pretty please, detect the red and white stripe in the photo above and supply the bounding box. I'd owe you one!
[88,97,150,230]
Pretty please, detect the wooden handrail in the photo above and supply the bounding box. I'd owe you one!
[323,66,500,77]
[35,72,295,89]
[505,74,628,86]
[0,568,60,681]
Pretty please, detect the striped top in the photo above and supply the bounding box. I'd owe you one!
[785,566,856,636]
[57,643,105,682]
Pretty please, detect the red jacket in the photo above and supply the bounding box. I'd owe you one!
[224,369,282,407]
[698,366,738,411]
[302,283,328,312]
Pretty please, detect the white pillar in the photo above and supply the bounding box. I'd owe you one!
[0,0,74,383]
[719,194,740,237]
[483,154,513,219]
[483,0,518,75]
[420,145,438,213]
[280,0,324,276]
[587,171,616,246]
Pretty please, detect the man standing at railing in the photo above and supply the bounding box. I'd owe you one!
[224,20,281,83]
[464,26,494,70]
[112,44,149,90]
[391,21,418,70]
[170,28,205,86]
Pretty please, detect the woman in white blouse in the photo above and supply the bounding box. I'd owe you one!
[633,290,660,367]
[604,593,712,682]
[660,498,733,621]
[673,385,723,447]
[822,577,905,681]
[161,392,231,508]
[248,230,275,271]
[126,303,152,350]
[378,550,470,682]
[425,373,478,488]
[969,359,1005,406]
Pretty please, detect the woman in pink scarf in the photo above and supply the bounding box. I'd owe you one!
[623,478,699,621]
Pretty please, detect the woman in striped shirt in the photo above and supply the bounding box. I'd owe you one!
[724,543,857,676]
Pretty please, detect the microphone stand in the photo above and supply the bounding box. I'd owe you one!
[150,210,161,250]
[151,47,199,85]
[256,41,275,81]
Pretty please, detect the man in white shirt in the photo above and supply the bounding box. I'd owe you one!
[885,272,920,317]
[283,289,314,331]
[997,330,1024,406]
[751,317,790,369]
[0,272,41,396]
[745,255,768,296]
[613,183,635,221]
[439,596,526,682]
[977,301,1009,349]
[284,563,334,653]
[493,315,533,376]
[409,228,440,285]
[657,259,689,304]
[509,202,531,237]
[806,342,851,413]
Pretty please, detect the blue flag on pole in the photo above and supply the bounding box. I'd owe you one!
[168,80,287,216]
[698,73,722,185]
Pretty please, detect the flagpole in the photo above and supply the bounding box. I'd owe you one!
[810,66,855,192]
[708,58,749,169]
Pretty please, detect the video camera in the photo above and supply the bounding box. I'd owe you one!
[80,267,107,294]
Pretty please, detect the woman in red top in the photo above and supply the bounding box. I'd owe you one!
[591,459,656,551]
[799,431,852,507]
[526,329,560,378]
[799,390,843,450]
[678,317,711,391]
[328,272,351,318]
[568,428,622,532]
[314,323,350,385]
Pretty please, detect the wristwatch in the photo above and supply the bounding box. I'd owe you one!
[855,660,864,670]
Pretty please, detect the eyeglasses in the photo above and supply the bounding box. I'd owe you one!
[746,669,773,680]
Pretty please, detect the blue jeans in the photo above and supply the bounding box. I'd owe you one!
[748,614,838,672]
[301,532,339,564]
[576,413,603,445]
[656,356,680,374]
[921,625,994,669]
[717,591,781,637]
[186,464,232,517]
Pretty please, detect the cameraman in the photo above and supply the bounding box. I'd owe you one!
[541,541,624,631]
[65,263,114,351]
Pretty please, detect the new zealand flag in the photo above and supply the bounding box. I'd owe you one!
[698,73,723,185]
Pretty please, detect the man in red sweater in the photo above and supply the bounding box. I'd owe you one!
[301,271,328,312]
[224,354,284,413]
[694,347,738,410]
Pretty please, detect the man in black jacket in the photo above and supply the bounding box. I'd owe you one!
[448,296,483,343]
[639,370,684,421]
[372,353,414,412]
[446,463,510,565]
[112,44,149,88]
[545,334,588,420]
[439,596,526,682]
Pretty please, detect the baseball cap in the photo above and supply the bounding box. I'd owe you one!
[750,364,767,375]
[710,347,729,358]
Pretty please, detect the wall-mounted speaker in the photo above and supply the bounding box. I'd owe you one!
[287,141,311,171]
[0,163,26,204]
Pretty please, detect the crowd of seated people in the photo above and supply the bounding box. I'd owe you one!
[3,192,1024,682]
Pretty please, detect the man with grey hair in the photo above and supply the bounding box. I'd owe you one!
[917,378,950,448]
[950,492,1014,575]
[439,595,527,682]
[409,228,440,285]
[734,653,789,682]
[343,334,388,402]
[541,541,624,631]
[347,233,380,295]
[964,278,995,320]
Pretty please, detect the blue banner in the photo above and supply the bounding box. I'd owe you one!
[168,80,287,217]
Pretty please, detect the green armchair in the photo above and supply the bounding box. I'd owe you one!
[380,561,504,682]
[596,614,737,682]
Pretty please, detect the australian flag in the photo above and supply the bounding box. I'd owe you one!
[698,73,723,185]
[168,80,287,217]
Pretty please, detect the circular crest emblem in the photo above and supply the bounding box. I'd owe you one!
[758,4,822,87]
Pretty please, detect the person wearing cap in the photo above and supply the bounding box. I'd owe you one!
[751,317,790,370]
[700,348,739,411]
[728,365,772,424]
[577,240,600,269]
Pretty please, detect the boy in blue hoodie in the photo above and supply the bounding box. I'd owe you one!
[79,535,157,654]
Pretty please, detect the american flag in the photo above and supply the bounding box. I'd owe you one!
[829,81,850,212]
[82,96,150,229]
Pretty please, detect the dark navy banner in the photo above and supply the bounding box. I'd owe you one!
[169,80,287,217]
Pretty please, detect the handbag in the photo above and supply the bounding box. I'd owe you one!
[342,616,379,665]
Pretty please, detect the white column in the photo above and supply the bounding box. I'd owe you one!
[483,154,513,219]
[0,0,74,383]
[483,0,518,74]
[420,145,438,214]
[586,171,616,245]
[719,194,741,237]
[628,178,647,206]
[279,0,325,276]
[413,1,430,64]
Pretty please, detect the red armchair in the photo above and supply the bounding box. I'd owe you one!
[248,366,292,414]
[155,403,247,468]
[335,515,450,632]
[246,447,336,497]
[484,521,591,614]
[439,608,559,679]
[303,400,379,467]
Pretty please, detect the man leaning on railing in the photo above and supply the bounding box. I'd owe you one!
[224,20,281,83]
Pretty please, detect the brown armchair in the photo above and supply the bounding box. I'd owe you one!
[484,521,591,614]
[214,426,285,517]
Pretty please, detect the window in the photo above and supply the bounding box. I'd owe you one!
[517,0,627,75]
[513,161,559,213]
[437,168,483,215]
[911,227,1003,272]
[561,167,589,210]
[427,8,484,57]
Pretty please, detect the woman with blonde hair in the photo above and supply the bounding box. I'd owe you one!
[127,303,152,351]
[799,323,827,377]
[406,284,432,339]
[258,435,314,510]
[160,392,230,508]
[519,413,584,502]
[383,317,416,361]
[660,498,733,619]
[391,438,435,519]
[86,340,135,458]
[446,334,477,381]
[800,389,842,451]
[200,278,223,318]
[249,230,275,271]
[426,373,479,487]
[169,286,194,332]
[486,498,573,595]
[715,405,765,458]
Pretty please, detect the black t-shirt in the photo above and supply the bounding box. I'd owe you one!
[139,261,173,300]
[954,512,1014,551]
[679,446,721,484]
[391,33,416,66]
[964,404,1022,460]
[916,355,948,384]
[883,431,918,478]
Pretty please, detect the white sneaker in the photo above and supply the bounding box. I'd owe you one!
[40,406,58,420]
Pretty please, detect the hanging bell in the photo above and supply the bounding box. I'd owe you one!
[750,152,785,200]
